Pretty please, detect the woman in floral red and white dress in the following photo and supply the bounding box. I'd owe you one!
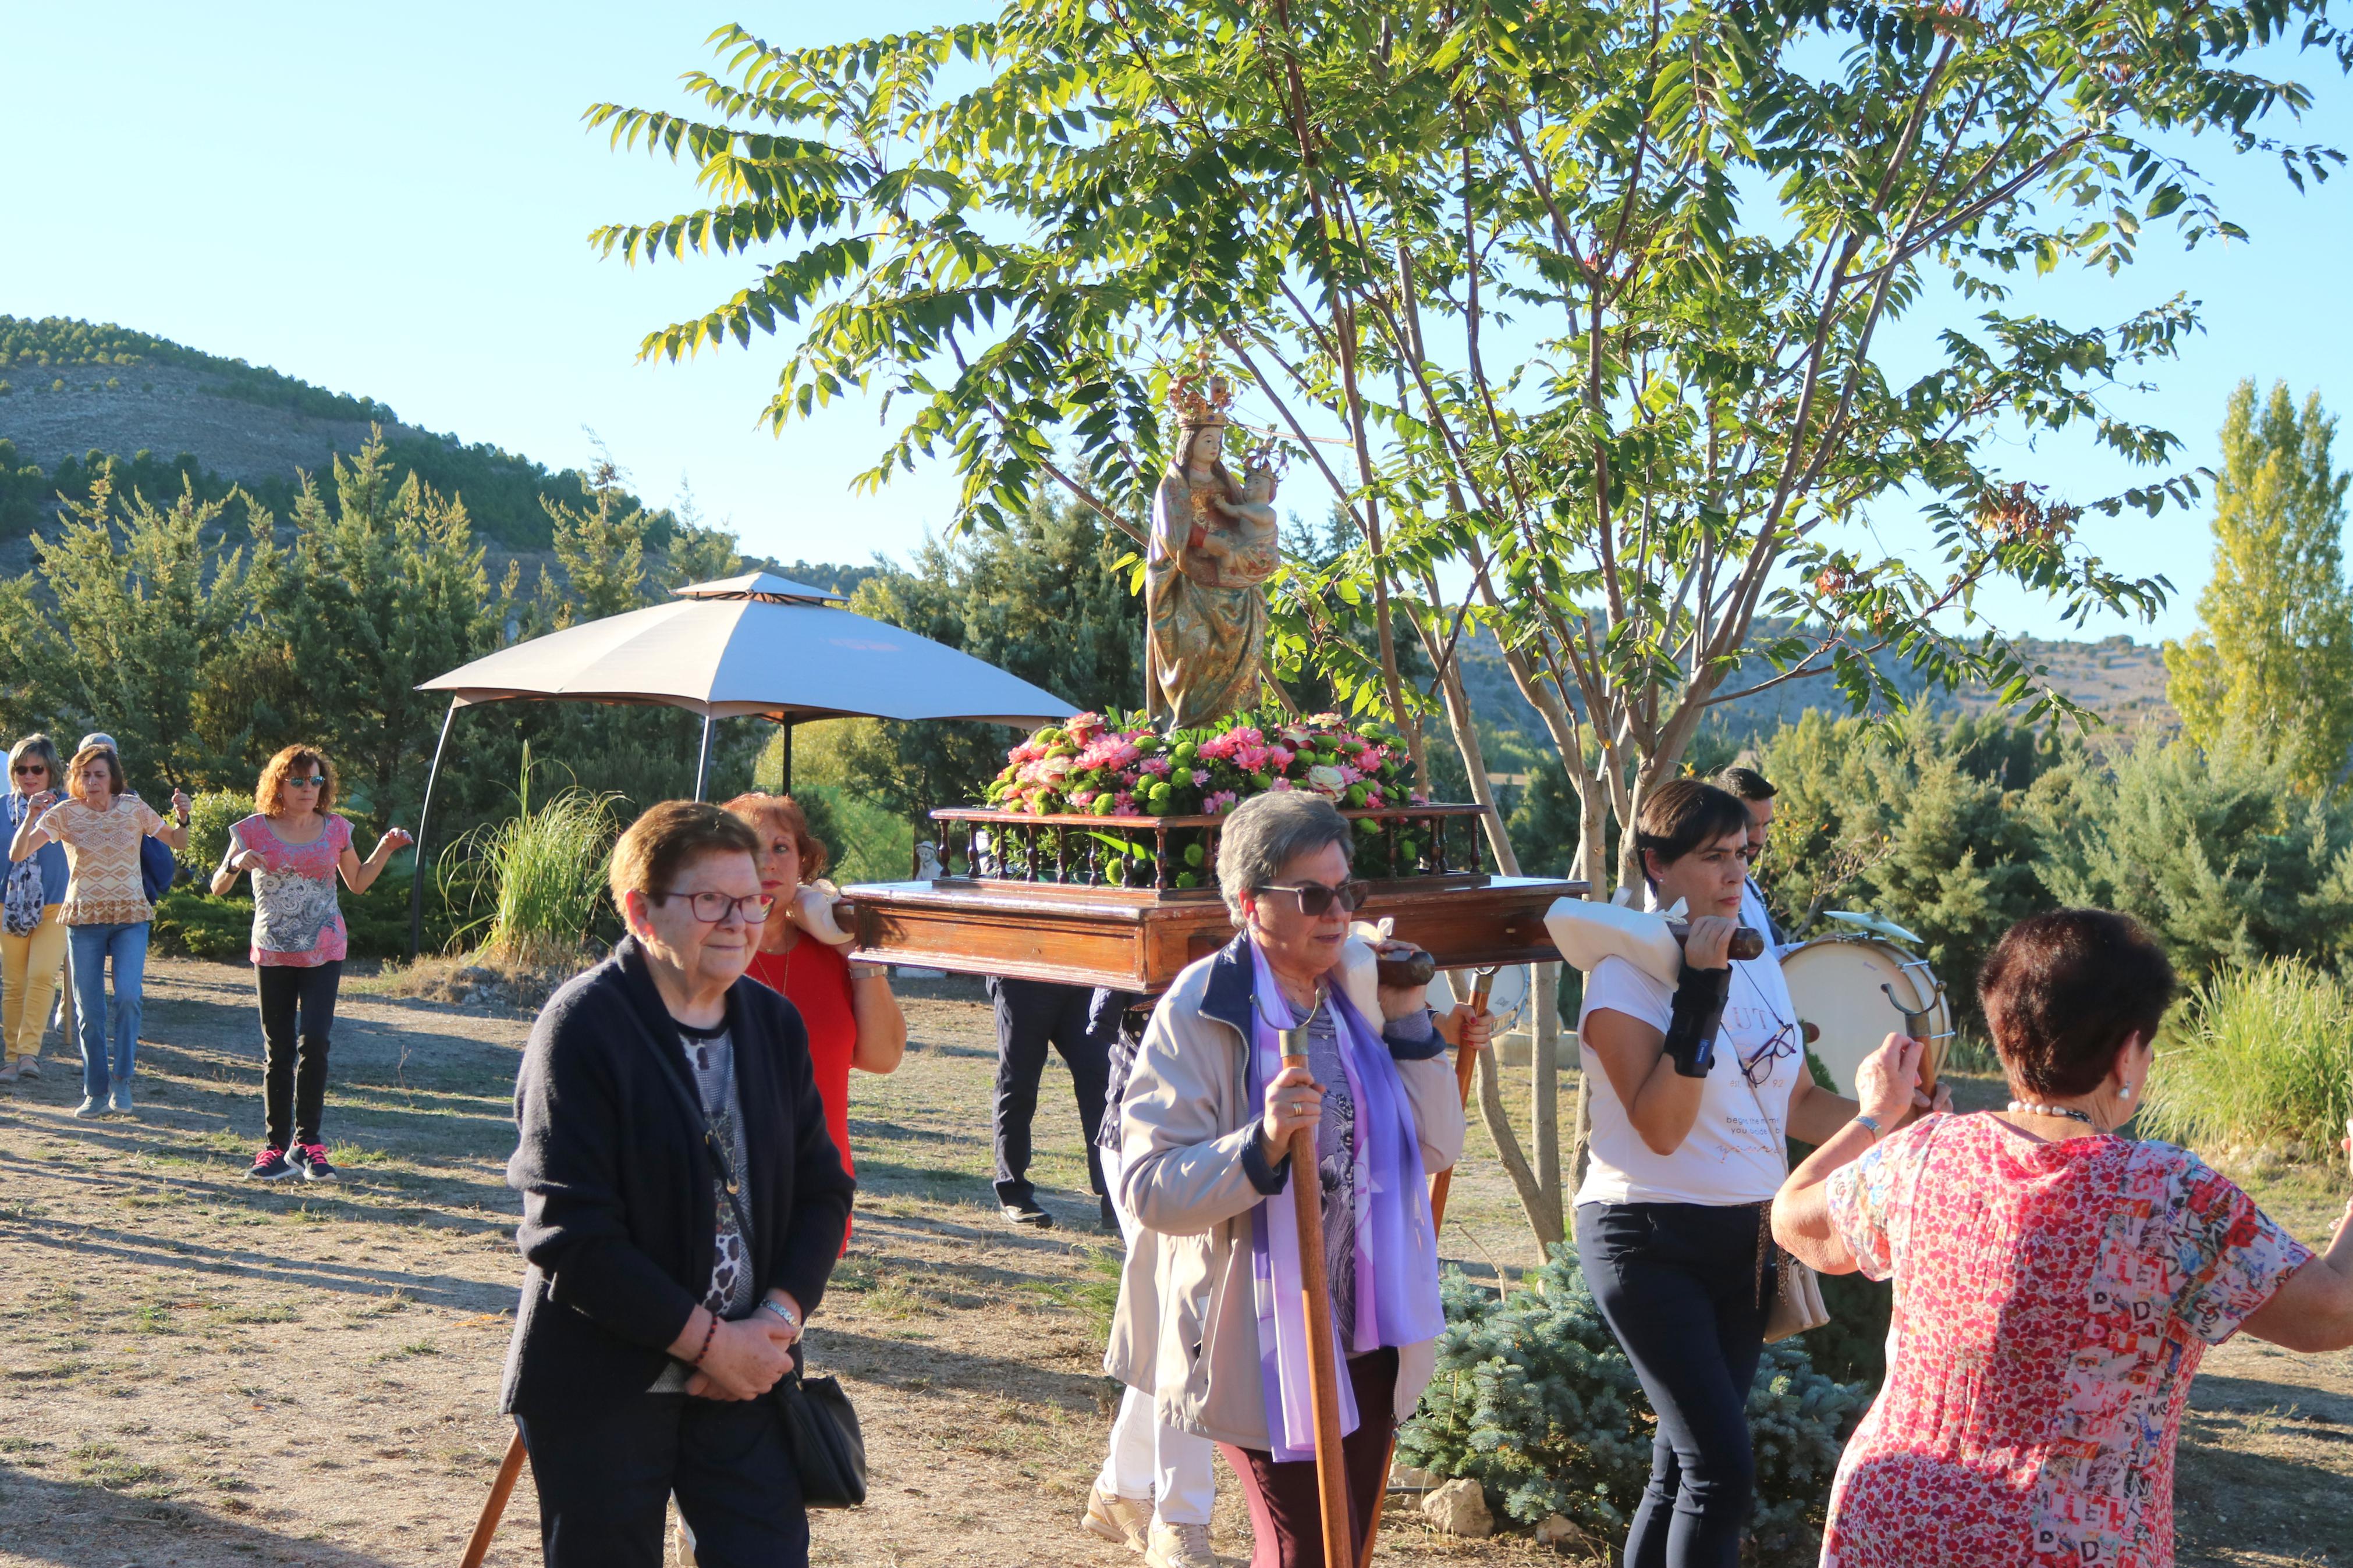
[1775,909,2353,1568]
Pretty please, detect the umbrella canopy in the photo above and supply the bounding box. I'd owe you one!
[418,571,1073,726]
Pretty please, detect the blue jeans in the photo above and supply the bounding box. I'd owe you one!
[68,921,148,1100]
[1575,1201,1771,1568]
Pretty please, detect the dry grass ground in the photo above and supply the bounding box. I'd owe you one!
[0,959,2343,1567]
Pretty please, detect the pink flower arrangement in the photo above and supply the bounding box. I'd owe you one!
[980,706,1419,823]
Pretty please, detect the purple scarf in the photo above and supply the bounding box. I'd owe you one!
[1244,941,1445,1462]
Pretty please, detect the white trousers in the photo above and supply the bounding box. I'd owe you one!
[1096,1143,1217,1526]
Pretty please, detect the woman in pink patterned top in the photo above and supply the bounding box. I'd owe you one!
[1774,909,2353,1568]
[211,746,411,1183]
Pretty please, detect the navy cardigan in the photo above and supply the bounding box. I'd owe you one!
[498,937,856,1415]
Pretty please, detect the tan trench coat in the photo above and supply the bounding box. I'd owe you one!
[1102,933,1466,1450]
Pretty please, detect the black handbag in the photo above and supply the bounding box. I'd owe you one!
[773,1367,867,1508]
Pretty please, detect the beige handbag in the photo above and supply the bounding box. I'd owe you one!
[1763,1238,1831,1342]
[1741,1053,1832,1343]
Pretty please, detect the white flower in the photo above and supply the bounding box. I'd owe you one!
[1306,764,1347,795]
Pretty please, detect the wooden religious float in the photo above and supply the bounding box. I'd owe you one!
[838,802,1585,994]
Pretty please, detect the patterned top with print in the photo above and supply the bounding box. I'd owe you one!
[1822,1113,2310,1568]
[648,1020,758,1393]
[36,796,168,925]
[233,814,352,967]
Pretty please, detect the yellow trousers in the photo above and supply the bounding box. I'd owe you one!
[2,906,67,1066]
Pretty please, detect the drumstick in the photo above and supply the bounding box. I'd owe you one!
[459,1428,527,1568]
[1360,966,1496,1568]
[1279,1000,1355,1568]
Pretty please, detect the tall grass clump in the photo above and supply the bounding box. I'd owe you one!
[2141,958,2353,1160]
[440,748,622,965]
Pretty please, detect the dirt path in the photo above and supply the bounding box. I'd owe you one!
[0,959,2344,1567]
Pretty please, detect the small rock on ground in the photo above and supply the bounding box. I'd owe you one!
[1421,1477,1494,1538]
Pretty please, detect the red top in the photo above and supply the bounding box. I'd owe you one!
[1822,1113,2309,1568]
[743,937,858,1189]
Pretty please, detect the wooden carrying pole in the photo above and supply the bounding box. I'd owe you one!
[459,1429,527,1568]
[1280,1004,1355,1568]
[1358,968,1496,1568]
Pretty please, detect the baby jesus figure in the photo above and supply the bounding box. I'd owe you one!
[1185,457,1281,587]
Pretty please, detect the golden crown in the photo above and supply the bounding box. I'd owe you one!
[1169,369,1236,427]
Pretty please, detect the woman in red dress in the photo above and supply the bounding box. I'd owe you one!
[722,795,905,1192]
[1775,909,2353,1567]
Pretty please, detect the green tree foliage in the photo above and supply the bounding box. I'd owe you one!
[0,474,267,790]
[1751,712,2070,1022]
[2163,380,2353,791]
[578,1,2334,895]
[1400,1250,1866,1564]
[818,493,1144,817]
[2037,733,2353,983]
[253,438,513,828]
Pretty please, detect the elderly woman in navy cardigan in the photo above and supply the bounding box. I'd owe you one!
[500,801,856,1568]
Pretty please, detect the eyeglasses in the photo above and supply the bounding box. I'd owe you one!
[651,889,777,925]
[1254,879,1371,917]
[286,776,326,788]
[1740,1019,1800,1086]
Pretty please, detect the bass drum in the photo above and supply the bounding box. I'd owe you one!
[1778,937,1953,1097]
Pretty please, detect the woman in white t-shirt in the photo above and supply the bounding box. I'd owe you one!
[1574,778,1940,1568]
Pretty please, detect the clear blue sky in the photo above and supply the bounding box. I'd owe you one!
[3,2,2347,644]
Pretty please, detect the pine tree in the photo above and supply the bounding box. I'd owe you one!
[262,433,509,827]
[2164,380,2353,791]
[0,472,261,792]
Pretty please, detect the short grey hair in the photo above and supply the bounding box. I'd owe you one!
[1216,791,1353,927]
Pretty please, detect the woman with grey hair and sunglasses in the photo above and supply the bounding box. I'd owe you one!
[1098,790,1484,1568]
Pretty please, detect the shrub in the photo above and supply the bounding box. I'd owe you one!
[1399,1247,1869,1566]
[2141,957,2353,1159]
[439,759,621,963]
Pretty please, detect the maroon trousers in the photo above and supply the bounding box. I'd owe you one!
[1217,1348,1400,1568]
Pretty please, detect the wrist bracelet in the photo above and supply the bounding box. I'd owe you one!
[847,963,883,981]
[1854,1113,1886,1142]
[688,1311,719,1366]
[758,1297,800,1331]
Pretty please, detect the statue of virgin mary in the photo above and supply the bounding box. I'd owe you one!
[1144,379,1282,728]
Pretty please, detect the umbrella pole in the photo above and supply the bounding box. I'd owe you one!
[1280,1004,1354,1568]
[781,721,794,794]
[407,700,459,962]
[693,714,716,802]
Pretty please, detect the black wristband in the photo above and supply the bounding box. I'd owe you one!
[1663,962,1730,1078]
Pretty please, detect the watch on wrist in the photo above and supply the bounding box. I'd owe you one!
[758,1297,800,1331]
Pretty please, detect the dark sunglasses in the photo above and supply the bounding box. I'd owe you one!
[1254,879,1371,917]
[286,775,326,788]
[10,763,45,775]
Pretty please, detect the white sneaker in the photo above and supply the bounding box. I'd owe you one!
[73,1096,102,1118]
[108,1084,134,1114]
[1082,1483,1151,1551]
[1146,1521,1218,1568]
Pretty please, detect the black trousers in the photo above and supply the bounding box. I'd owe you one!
[1574,1201,1770,1568]
[255,960,340,1150]
[517,1394,808,1568]
[984,976,1112,1206]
